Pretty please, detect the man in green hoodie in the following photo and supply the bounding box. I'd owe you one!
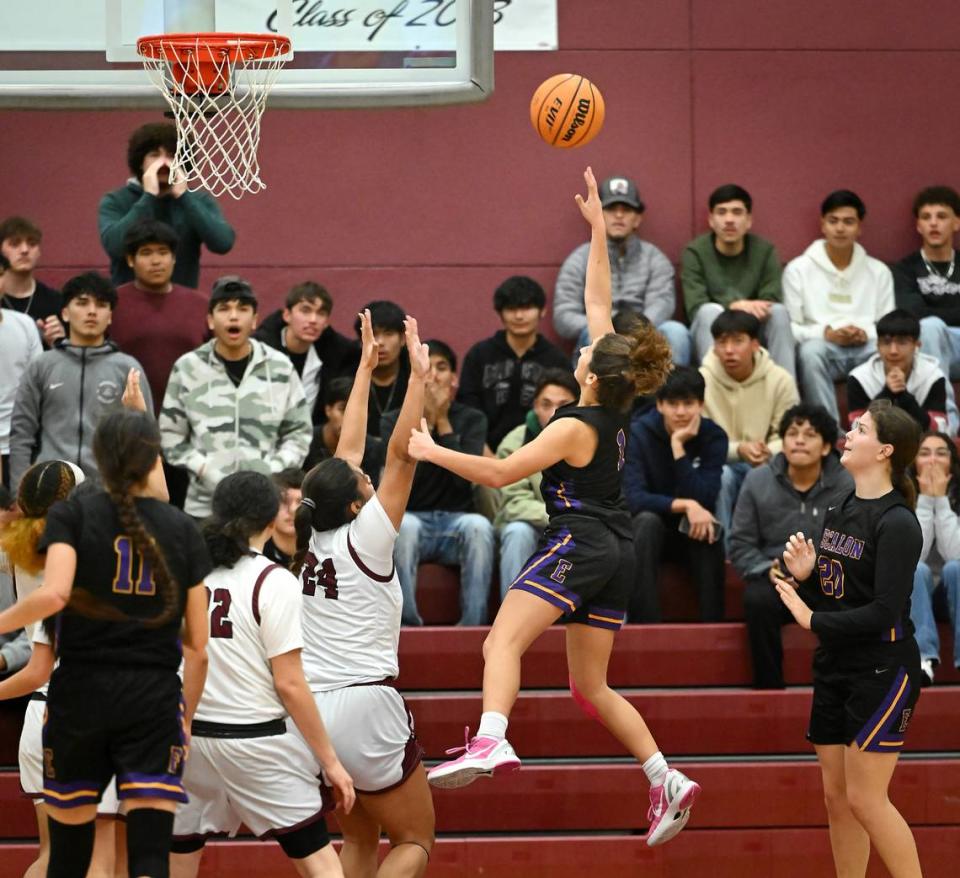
[98,123,235,289]
[682,184,795,380]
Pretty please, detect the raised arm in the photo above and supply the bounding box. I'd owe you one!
[377,317,429,531]
[409,416,592,489]
[335,309,378,468]
[576,167,615,343]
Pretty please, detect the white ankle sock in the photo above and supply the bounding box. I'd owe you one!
[642,751,669,786]
[477,711,509,741]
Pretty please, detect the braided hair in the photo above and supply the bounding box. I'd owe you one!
[71,410,179,627]
[0,461,79,575]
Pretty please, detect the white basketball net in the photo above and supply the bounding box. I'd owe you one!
[138,34,290,200]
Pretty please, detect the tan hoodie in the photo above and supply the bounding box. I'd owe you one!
[700,348,800,463]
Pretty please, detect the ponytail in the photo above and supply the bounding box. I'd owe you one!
[292,459,364,574]
[867,400,921,511]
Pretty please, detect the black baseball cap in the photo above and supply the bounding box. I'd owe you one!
[209,275,257,311]
[600,176,644,212]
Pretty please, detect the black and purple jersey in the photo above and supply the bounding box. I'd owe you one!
[807,489,921,649]
[39,490,211,670]
[540,404,631,539]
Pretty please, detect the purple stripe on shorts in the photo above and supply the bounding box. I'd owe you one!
[855,667,911,751]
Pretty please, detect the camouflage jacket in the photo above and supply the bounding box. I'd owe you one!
[159,339,312,517]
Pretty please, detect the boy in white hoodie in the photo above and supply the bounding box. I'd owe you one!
[783,190,894,422]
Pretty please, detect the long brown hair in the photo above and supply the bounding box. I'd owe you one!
[0,461,79,575]
[909,430,960,512]
[590,322,673,412]
[868,400,921,510]
[71,411,179,627]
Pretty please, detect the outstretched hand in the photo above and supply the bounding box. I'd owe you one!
[405,316,430,379]
[782,532,816,581]
[574,166,604,229]
[408,418,436,461]
[122,368,147,413]
[357,308,380,371]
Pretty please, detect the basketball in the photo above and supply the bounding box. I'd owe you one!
[530,74,605,148]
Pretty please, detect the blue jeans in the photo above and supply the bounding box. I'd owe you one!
[797,338,874,423]
[919,316,960,381]
[395,510,495,626]
[575,320,692,367]
[716,462,752,554]
[498,520,541,600]
[911,560,960,668]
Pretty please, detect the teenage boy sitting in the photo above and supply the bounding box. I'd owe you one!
[730,404,852,688]
[700,310,799,546]
[623,367,728,622]
[847,308,955,434]
[254,281,358,421]
[381,340,494,626]
[893,186,960,379]
[457,276,571,451]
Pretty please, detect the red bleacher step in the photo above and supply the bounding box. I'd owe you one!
[396,623,960,689]
[407,688,960,758]
[4,827,956,877]
[1,759,955,838]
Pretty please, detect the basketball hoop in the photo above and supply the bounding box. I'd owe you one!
[137,33,291,199]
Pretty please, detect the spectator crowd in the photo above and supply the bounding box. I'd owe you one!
[2,122,960,693]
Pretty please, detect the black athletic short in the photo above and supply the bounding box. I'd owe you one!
[42,663,188,808]
[807,638,922,753]
[508,517,632,631]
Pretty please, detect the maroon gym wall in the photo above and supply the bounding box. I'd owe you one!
[2,0,958,356]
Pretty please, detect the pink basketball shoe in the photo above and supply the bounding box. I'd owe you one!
[646,768,701,846]
[427,728,521,789]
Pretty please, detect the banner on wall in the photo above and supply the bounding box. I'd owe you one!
[0,1,558,52]
[246,1,559,52]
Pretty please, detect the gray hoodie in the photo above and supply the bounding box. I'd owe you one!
[729,451,853,578]
[8,340,153,489]
[553,236,676,339]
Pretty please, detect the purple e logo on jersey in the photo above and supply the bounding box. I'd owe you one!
[551,560,573,583]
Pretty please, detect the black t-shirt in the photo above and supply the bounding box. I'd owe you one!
[39,492,212,669]
[540,404,632,538]
[1,281,63,347]
[806,489,921,649]
[215,352,251,387]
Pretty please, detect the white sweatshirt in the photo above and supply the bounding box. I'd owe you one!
[783,240,894,343]
[916,494,960,577]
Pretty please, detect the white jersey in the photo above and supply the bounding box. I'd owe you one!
[300,494,402,691]
[195,552,304,725]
